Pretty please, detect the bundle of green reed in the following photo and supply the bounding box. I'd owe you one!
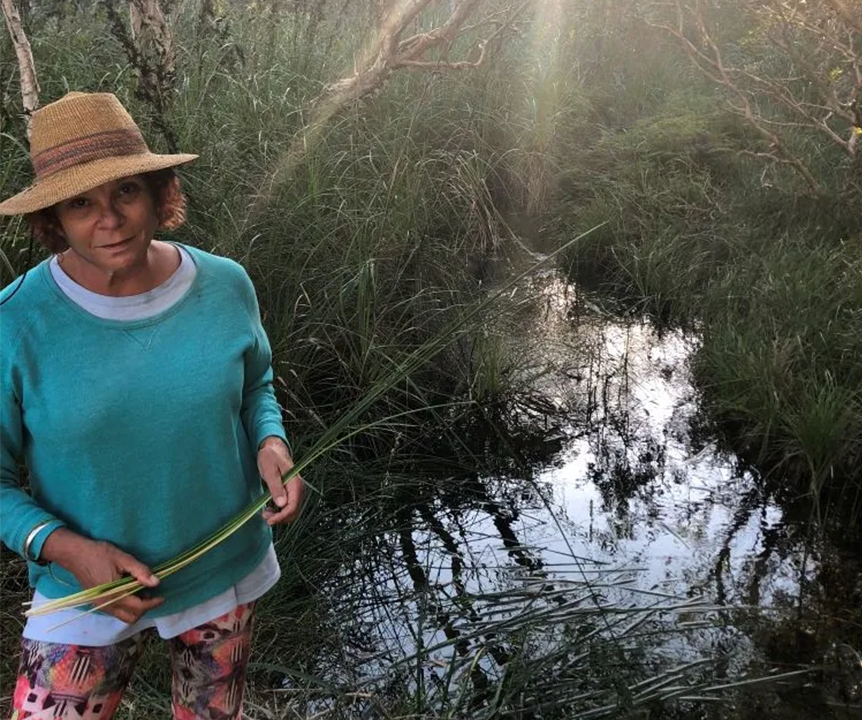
[24,224,603,621]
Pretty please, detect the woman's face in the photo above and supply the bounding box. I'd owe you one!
[54,175,158,275]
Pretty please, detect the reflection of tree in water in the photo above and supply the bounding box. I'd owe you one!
[586,435,666,522]
[270,452,706,719]
[386,481,636,716]
[686,474,862,715]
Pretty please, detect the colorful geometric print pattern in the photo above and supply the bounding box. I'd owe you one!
[12,635,142,719]
[11,602,255,720]
[167,602,255,720]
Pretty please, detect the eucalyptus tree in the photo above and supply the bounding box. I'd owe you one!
[648,0,862,199]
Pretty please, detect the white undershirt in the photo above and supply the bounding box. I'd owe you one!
[25,246,281,645]
[49,245,197,320]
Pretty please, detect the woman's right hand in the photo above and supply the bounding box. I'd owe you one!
[40,528,164,624]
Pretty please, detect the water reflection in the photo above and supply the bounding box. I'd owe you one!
[264,271,861,719]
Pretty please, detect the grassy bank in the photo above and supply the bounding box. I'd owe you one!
[560,95,862,500]
[552,3,862,511]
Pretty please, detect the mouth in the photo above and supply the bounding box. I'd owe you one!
[97,237,134,249]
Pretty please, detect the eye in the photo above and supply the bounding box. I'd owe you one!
[66,197,89,209]
[118,182,141,196]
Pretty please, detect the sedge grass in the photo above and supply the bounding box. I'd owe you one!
[556,83,862,506]
[1,5,847,717]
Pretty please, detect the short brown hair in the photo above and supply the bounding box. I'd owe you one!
[26,169,188,254]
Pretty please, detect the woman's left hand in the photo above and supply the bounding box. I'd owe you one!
[257,436,304,525]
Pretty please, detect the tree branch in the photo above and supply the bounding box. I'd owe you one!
[647,0,862,195]
[2,0,39,136]
[246,0,527,225]
[825,0,862,36]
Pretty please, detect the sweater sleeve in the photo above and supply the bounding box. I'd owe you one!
[236,268,289,452]
[1,341,67,561]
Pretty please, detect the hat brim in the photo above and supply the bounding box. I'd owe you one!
[0,152,198,215]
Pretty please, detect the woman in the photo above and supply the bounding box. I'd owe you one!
[0,91,303,720]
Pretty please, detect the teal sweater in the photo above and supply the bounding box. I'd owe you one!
[0,244,288,616]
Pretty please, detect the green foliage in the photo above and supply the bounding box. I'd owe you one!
[0,5,555,713]
[0,2,531,437]
[691,236,862,495]
[554,2,862,504]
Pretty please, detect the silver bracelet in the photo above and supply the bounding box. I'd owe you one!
[23,520,53,562]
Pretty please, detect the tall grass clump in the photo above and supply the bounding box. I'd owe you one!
[690,235,862,500]
[549,1,862,511]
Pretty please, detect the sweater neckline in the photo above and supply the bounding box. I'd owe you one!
[40,242,204,329]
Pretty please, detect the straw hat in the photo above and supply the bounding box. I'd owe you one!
[0,92,198,215]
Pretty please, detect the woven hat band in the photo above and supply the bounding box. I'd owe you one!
[32,127,149,179]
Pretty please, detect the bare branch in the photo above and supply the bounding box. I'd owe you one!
[397,0,481,62]
[825,0,862,35]
[2,0,39,137]
[648,0,862,195]
[324,0,527,101]
[394,40,488,69]
[246,0,526,225]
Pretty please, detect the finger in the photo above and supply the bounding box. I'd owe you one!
[262,506,295,524]
[114,550,160,587]
[134,595,165,613]
[264,477,303,525]
[286,476,303,513]
[262,466,289,510]
[111,607,138,625]
[111,595,164,624]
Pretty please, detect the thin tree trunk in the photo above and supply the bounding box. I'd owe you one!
[1,0,39,137]
[129,0,176,111]
[104,0,177,149]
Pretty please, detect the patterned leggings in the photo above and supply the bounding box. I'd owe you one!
[11,602,255,720]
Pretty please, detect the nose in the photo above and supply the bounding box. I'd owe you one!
[96,199,126,229]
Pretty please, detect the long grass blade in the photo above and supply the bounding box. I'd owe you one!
[26,225,604,619]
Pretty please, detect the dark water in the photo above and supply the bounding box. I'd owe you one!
[255,267,862,719]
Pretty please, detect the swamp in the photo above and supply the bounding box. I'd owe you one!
[1,1,861,718]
